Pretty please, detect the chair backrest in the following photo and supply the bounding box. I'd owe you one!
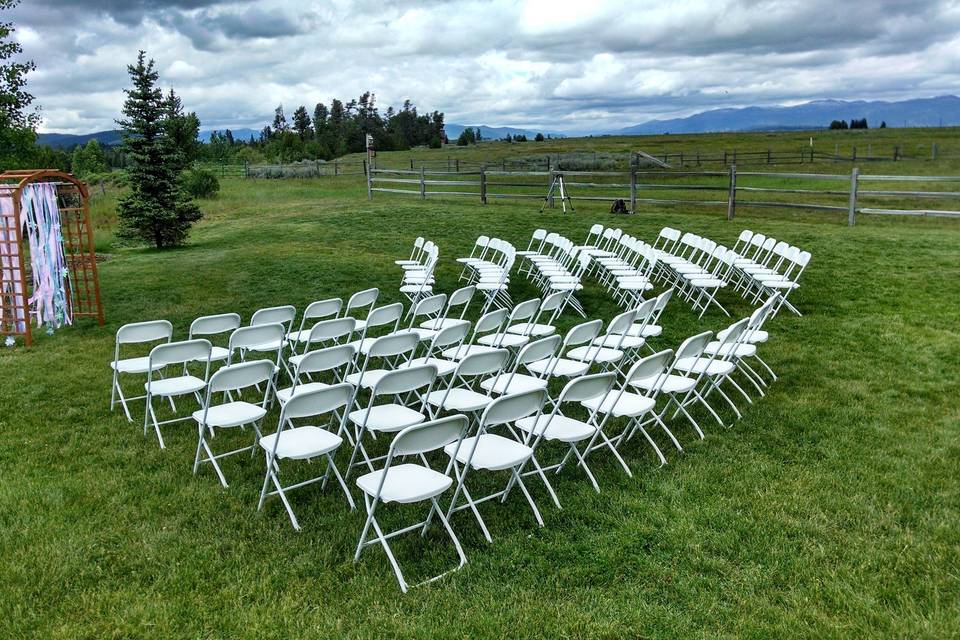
[189,313,240,338]
[367,332,419,358]
[116,319,172,345]
[427,320,471,350]
[558,371,616,404]
[625,349,673,388]
[391,414,469,458]
[307,317,356,343]
[149,338,212,368]
[605,309,638,345]
[229,323,285,352]
[675,331,713,362]
[280,382,353,421]
[208,359,275,394]
[363,302,404,334]
[516,334,561,365]
[411,293,447,319]
[251,305,296,328]
[456,348,511,377]
[372,363,438,397]
[302,298,343,322]
[345,287,379,314]
[294,344,356,377]
[474,308,508,336]
[480,388,547,427]
[713,317,749,357]
[563,319,603,349]
[447,285,476,311]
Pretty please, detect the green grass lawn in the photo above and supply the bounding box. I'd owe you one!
[1,175,959,638]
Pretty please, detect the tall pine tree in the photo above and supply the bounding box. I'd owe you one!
[116,51,201,248]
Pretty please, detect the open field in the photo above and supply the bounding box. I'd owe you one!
[2,172,959,638]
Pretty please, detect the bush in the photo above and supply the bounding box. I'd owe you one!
[181,169,221,199]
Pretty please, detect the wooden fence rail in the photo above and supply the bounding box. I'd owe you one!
[368,167,960,225]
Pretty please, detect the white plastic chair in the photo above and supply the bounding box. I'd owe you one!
[258,383,357,529]
[110,320,173,422]
[144,338,212,449]
[402,320,471,378]
[343,287,380,332]
[354,414,471,593]
[193,360,275,487]
[188,313,241,364]
[425,348,511,418]
[286,298,343,354]
[419,285,476,332]
[444,389,549,542]
[345,331,420,390]
[277,343,357,404]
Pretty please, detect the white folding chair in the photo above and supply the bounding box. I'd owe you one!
[188,313,240,365]
[523,319,603,380]
[515,372,616,493]
[402,320,471,378]
[110,319,173,422]
[350,302,404,355]
[227,323,286,401]
[440,308,508,361]
[354,414,471,592]
[143,338,212,449]
[346,364,439,476]
[258,383,357,529]
[444,389,550,542]
[277,343,357,404]
[419,285,476,332]
[290,316,357,359]
[342,287,380,332]
[345,331,420,391]
[476,298,540,350]
[286,298,343,354]
[566,309,639,374]
[193,360,275,488]
[505,290,568,338]
[397,293,447,342]
[249,305,296,377]
[425,348,511,418]
[479,334,561,396]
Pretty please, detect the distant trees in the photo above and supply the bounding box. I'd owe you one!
[0,0,41,170]
[880,121,887,128]
[115,51,202,249]
[535,132,545,141]
[457,127,483,146]
[829,118,869,130]
[199,93,445,163]
[71,140,107,177]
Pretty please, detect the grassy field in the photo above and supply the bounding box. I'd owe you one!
[2,164,959,637]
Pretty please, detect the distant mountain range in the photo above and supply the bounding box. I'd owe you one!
[611,95,960,135]
[444,124,564,140]
[37,127,262,148]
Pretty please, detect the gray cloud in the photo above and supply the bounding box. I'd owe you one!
[10,0,960,134]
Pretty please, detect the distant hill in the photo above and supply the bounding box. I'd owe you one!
[445,124,564,140]
[612,96,960,135]
[37,129,124,149]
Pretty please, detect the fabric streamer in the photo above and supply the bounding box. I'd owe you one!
[19,183,72,332]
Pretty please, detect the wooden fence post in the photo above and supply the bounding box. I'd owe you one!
[480,167,487,205]
[546,156,551,172]
[847,167,859,226]
[366,165,373,200]
[549,170,556,209]
[932,143,938,160]
[455,159,460,172]
[852,146,857,161]
[420,167,426,200]
[630,167,637,214]
[334,161,338,176]
[723,151,728,165]
[410,158,414,170]
[726,164,737,221]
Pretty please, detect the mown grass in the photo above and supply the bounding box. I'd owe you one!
[1,175,958,638]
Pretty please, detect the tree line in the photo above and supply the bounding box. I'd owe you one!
[829,118,886,130]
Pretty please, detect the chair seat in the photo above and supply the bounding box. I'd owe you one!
[192,401,267,428]
[356,463,452,503]
[403,356,457,377]
[686,277,725,288]
[248,339,286,352]
[259,426,342,460]
[630,373,696,394]
[345,369,390,389]
[145,375,206,396]
[440,344,500,361]
[515,414,594,443]
[755,278,798,289]
[718,328,768,344]
[352,319,367,332]
[395,327,438,342]
[592,335,644,350]
[567,345,624,364]
[276,381,330,404]
[616,279,653,291]
[401,284,433,294]
[627,323,662,338]
[476,333,529,349]
[581,392,655,418]
[111,356,163,374]
[549,282,582,292]
[674,357,736,376]
[479,373,548,395]
[348,404,426,432]
[704,341,757,358]
[286,329,312,343]
[190,346,228,362]
[524,357,589,378]
[425,388,494,412]
[445,434,532,471]
[420,318,465,331]
[506,322,556,337]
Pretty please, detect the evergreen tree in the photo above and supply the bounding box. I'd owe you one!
[535,132,545,142]
[880,121,887,128]
[292,105,311,140]
[164,88,201,172]
[71,139,107,177]
[272,104,288,132]
[115,51,201,249]
[0,0,39,169]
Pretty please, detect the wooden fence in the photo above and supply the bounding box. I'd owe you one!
[368,167,960,225]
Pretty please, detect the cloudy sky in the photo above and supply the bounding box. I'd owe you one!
[11,0,960,135]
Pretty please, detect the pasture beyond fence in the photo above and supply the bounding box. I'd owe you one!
[367,166,960,225]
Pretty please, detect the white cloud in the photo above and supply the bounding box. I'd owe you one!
[8,0,960,134]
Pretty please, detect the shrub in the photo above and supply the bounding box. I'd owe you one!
[181,168,221,199]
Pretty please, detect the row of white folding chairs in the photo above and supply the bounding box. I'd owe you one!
[398,242,440,306]
[649,228,738,318]
[728,229,810,316]
[456,235,516,312]
[590,234,662,308]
